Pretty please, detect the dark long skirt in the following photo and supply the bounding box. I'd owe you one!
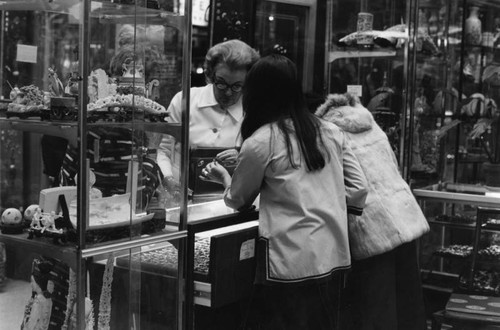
[241,273,342,330]
[341,240,427,330]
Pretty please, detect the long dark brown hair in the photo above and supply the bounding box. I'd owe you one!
[241,54,328,171]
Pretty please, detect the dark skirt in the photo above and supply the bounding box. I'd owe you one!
[241,272,343,330]
[340,240,427,330]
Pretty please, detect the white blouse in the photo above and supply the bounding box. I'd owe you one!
[157,85,242,178]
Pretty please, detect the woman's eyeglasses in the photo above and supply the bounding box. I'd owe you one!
[214,77,244,93]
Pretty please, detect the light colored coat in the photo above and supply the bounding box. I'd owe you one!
[316,94,429,260]
[224,120,368,283]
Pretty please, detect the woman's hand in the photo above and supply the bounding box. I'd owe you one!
[215,148,239,166]
[200,161,232,188]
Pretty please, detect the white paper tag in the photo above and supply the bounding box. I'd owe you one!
[347,85,362,97]
[16,44,38,63]
[239,239,255,260]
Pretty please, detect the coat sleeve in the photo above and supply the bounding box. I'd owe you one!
[223,137,267,211]
[342,135,368,216]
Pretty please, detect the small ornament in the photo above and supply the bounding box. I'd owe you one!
[465,6,482,45]
[24,204,40,222]
[1,208,22,225]
[1,208,24,234]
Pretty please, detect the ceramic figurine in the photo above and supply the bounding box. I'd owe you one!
[465,6,482,45]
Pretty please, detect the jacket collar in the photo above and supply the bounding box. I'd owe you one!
[316,93,374,133]
[198,84,243,122]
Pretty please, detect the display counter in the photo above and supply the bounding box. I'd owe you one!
[87,203,259,330]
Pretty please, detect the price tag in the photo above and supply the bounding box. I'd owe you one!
[347,85,363,97]
[239,239,255,260]
[16,44,38,63]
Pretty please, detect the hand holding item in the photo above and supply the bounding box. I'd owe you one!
[200,161,231,187]
[215,148,239,166]
[162,176,181,206]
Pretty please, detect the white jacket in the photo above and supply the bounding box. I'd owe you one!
[224,120,368,283]
[316,94,429,260]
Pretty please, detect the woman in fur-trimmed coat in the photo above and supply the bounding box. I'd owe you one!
[316,93,429,330]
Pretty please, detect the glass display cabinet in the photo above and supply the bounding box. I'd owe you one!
[0,0,191,328]
[406,0,500,318]
[327,0,409,160]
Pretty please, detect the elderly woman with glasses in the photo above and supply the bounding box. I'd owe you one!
[157,39,260,197]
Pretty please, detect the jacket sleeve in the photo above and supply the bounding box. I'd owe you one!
[342,135,368,216]
[224,137,266,211]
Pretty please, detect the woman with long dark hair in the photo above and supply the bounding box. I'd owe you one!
[202,54,368,329]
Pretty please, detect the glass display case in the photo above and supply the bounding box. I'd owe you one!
[327,0,409,160]
[415,184,500,314]
[0,0,191,328]
[406,0,500,318]
[406,0,500,188]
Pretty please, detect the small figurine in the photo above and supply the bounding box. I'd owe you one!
[65,72,80,96]
[38,211,62,234]
[48,67,64,97]
[74,170,102,200]
[9,86,20,100]
[30,207,43,230]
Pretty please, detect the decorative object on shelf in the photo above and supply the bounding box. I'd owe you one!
[97,255,114,330]
[61,268,94,330]
[74,170,102,200]
[338,20,408,49]
[64,71,80,98]
[356,12,374,47]
[460,93,497,118]
[417,27,441,55]
[117,238,211,276]
[24,204,40,225]
[6,85,46,119]
[482,32,494,48]
[62,268,77,330]
[418,8,428,32]
[468,67,500,187]
[483,64,500,87]
[435,244,474,258]
[0,207,23,234]
[428,10,439,37]
[465,6,482,45]
[47,67,65,97]
[86,67,168,122]
[21,259,55,330]
[20,258,70,330]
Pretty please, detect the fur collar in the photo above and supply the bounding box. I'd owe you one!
[315,93,374,134]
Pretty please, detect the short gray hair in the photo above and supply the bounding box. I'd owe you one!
[204,39,260,83]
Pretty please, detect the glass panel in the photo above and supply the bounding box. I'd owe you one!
[409,0,500,189]
[88,242,180,329]
[0,1,189,328]
[328,0,407,160]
